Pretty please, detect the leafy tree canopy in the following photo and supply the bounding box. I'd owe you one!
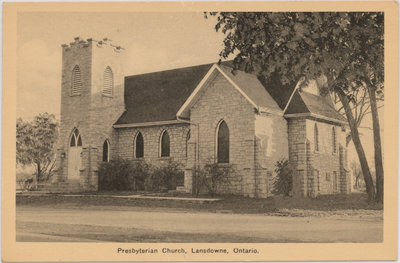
[209,12,383,97]
[16,113,58,182]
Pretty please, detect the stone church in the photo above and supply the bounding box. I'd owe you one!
[55,37,351,198]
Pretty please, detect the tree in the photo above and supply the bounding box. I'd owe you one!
[333,87,383,147]
[16,113,58,184]
[348,13,384,203]
[350,160,363,189]
[207,12,383,202]
[272,159,293,196]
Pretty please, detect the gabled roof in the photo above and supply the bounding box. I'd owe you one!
[114,61,346,127]
[218,65,282,113]
[177,64,283,117]
[258,73,297,110]
[285,90,347,123]
[115,63,214,125]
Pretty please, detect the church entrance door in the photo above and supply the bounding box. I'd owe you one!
[68,128,83,180]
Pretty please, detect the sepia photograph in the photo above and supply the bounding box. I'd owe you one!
[3,1,398,262]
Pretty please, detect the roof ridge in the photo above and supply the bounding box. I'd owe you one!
[124,62,218,79]
[218,64,259,77]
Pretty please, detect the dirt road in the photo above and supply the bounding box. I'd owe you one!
[16,205,382,242]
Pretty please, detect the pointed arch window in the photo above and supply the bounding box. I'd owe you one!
[71,65,82,95]
[135,132,144,158]
[102,66,113,96]
[314,123,319,152]
[160,130,170,157]
[332,126,337,154]
[186,131,191,158]
[217,120,229,163]
[70,128,82,147]
[103,140,110,162]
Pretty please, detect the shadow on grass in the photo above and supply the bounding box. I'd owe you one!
[17,192,382,215]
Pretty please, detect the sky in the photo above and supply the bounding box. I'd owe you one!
[16,11,383,169]
[17,12,226,120]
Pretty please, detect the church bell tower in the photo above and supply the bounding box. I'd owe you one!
[55,37,125,191]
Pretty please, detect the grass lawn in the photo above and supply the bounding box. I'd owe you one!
[16,192,382,217]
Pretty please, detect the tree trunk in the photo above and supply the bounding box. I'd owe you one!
[346,134,352,147]
[367,85,384,204]
[35,162,41,190]
[337,90,376,201]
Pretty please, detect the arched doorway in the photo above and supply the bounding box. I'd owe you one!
[68,128,82,180]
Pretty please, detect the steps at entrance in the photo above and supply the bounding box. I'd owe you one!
[176,186,186,192]
[168,186,187,194]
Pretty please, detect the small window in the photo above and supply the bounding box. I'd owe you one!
[135,132,144,158]
[102,66,113,96]
[326,172,330,181]
[103,140,110,162]
[70,135,76,147]
[314,123,319,152]
[332,126,337,154]
[186,131,191,158]
[160,130,170,157]
[77,135,82,146]
[217,120,229,163]
[71,65,82,95]
[333,171,338,191]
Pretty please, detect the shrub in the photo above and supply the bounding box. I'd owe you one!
[193,162,235,197]
[272,159,293,196]
[98,159,152,191]
[129,161,153,191]
[145,160,184,192]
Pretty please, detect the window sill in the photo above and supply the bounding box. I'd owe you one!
[102,94,113,98]
[70,94,81,97]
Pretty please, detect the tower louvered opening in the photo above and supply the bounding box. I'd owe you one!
[71,65,82,95]
[102,66,114,96]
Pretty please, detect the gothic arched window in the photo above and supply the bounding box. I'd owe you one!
[314,123,319,152]
[332,126,337,154]
[160,130,170,157]
[135,132,144,158]
[70,128,82,147]
[217,120,229,163]
[186,130,191,158]
[103,140,110,162]
[71,65,82,95]
[102,66,113,96]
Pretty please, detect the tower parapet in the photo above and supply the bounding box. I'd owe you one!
[61,37,124,53]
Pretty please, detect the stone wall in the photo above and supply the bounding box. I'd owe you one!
[288,117,350,197]
[88,39,125,165]
[189,73,256,196]
[288,118,308,197]
[305,119,347,195]
[254,113,288,197]
[79,146,99,191]
[116,123,190,168]
[57,38,93,183]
